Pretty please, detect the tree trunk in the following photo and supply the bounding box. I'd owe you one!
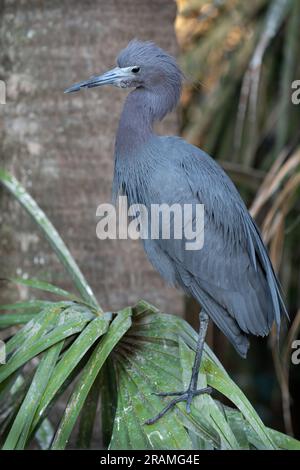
[0,0,184,315]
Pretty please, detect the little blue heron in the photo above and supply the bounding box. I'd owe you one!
[65,40,287,424]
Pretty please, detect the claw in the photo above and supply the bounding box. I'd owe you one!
[152,390,186,397]
[145,386,212,425]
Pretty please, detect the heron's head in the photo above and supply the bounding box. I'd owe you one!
[64,39,183,100]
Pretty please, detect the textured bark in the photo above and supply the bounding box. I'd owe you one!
[0,0,184,314]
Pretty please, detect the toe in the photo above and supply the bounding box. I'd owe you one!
[152,391,185,397]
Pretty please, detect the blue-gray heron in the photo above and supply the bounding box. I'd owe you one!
[65,40,287,424]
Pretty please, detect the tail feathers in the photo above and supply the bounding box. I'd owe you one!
[248,218,289,335]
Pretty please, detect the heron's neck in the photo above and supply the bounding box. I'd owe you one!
[115,89,155,157]
[113,86,177,203]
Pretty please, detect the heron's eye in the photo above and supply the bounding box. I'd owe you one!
[131,66,140,74]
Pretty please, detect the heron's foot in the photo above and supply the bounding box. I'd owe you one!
[144,386,212,425]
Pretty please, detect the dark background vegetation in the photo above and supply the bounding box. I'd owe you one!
[177,0,300,437]
[0,0,299,439]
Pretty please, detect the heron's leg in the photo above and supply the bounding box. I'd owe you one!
[145,310,212,425]
[186,309,209,411]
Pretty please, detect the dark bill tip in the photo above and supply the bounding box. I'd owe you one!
[64,85,80,94]
[64,79,91,94]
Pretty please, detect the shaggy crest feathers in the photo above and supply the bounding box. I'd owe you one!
[117,39,181,74]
